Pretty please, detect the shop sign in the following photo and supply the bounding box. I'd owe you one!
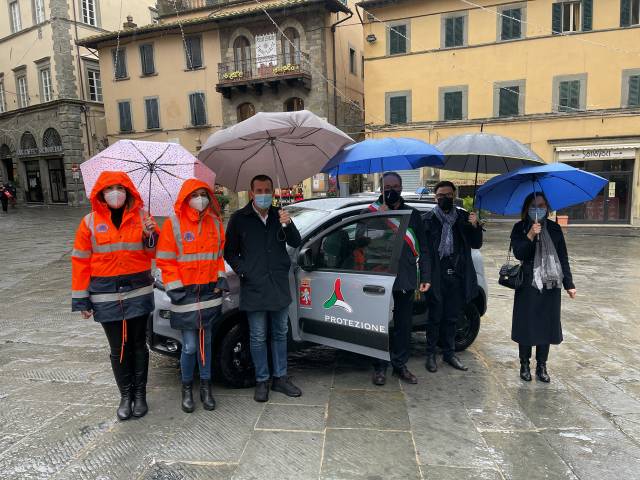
[17,145,64,157]
[557,146,636,162]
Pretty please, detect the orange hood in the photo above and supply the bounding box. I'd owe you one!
[90,171,143,213]
[175,178,219,221]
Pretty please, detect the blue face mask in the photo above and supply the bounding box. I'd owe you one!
[254,194,273,210]
[528,207,548,221]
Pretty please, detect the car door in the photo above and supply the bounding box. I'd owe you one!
[294,210,412,361]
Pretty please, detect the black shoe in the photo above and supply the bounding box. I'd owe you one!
[372,370,386,386]
[110,355,133,421]
[272,376,302,397]
[131,344,149,418]
[444,355,468,371]
[392,366,418,384]
[520,358,532,382]
[425,354,438,373]
[254,380,269,402]
[536,363,551,383]
[181,383,195,413]
[200,380,216,411]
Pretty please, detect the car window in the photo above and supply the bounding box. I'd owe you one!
[311,215,402,274]
[285,206,329,234]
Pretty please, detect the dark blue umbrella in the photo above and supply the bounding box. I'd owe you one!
[476,163,608,215]
[321,138,444,175]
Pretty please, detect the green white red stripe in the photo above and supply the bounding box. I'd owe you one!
[368,202,419,257]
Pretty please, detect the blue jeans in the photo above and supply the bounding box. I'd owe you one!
[247,308,289,382]
[180,326,212,383]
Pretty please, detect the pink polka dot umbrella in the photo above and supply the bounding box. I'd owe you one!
[80,140,216,216]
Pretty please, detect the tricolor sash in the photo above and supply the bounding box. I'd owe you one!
[368,201,419,257]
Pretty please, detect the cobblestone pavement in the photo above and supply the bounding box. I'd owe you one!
[1,206,640,479]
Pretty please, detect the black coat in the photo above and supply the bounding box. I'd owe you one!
[423,209,483,304]
[510,219,575,346]
[224,202,302,312]
[359,198,432,291]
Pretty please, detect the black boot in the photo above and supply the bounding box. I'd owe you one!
[536,363,551,383]
[131,344,149,418]
[110,356,133,421]
[425,354,438,373]
[519,358,532,381]
[200,380,216,411]
[254,380,269,402]
[182,383,195,413]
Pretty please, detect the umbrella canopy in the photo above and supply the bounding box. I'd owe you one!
[198,110,353,191]
[475,162,608,215]
[81,140,216,217]
[321,138,444,175]
[436,133,544,174]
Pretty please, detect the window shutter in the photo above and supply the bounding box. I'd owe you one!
[397,25,406,53]
[628,75,640,106]
[146,99,159,129]
[558,81,569,111]
[570,80,581,109]
[454,16,464,45]
[389,96,407,124]
[552,3,562,34]
[499,86,519,116]
[582,0,593,31]
[501,11,510,40]
[190,93,206,126]
[445,18,454,47]
[119,102,131,132]
[512,9,522,38]
[444,91,462,120]
[621,0,632,26]
[193,38,202,68]
[140,45,154,75]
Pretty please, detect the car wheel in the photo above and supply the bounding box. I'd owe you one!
[455,303,480,352]
[215,320,256,389]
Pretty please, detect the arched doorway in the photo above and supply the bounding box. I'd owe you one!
[21,132,44,202]
[284,97,304,112]
[237,102,256,123]
[0,144,14,183]
[43,128,67,203]
[233,36,252,76]
[281,28,301,65]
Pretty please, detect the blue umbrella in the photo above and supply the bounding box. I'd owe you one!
[476,163,608,215]
[321,138,444,175]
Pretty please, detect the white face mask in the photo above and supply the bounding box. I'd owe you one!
[189,196,209,212]
[104,190,126,209]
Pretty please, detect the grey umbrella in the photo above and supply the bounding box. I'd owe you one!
[198,110,354,192]
[435,132,545,206]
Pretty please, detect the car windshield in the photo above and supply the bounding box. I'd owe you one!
[285,205,330,234]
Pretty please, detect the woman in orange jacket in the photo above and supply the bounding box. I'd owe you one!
[71,171,157,421]
[156,179,227,413]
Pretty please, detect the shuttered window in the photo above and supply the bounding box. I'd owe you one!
[389,24,407,55]
[628,75,640,107]
[445,16,465,47]
[118,101,133,132]
[112,48,127,79]
[552,2,584,33]
[140,44,155,76]
[501,8,522,40]
[389,96,407,124]
[189,93,207,126]
[185,36,203,70]
[558,80,581,112]
[444,91,463,120]
[145,98,160,129]
[620,0,640,26]
[499,86,520,116]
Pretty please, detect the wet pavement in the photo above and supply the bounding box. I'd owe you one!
[1,206,640,479]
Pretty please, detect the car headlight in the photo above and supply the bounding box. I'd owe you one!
[159,310,171,319]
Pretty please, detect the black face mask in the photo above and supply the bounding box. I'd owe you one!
[437,197,454,212]
[383,189,401,205]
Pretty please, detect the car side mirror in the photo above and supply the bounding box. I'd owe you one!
[298,247,315,271]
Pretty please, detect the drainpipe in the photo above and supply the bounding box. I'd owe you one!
[71,0,92,158]
[331,10,353,127]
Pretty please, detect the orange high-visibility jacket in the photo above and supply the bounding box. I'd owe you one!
[156,179,227,332]
[71,171,156,324]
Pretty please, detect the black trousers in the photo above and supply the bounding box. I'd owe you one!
[426,273,463,358]
[519,344,550,363]
[0,196,7,212]
[374,290,415,372]
[101,315,148,391]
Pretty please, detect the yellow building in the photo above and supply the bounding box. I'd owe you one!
[359,0,640,225]
[0,0,156,205]
[77,0,365,203]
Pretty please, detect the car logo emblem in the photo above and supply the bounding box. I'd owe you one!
[323,278,353,313]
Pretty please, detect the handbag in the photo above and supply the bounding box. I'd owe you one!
[498,243,523,290]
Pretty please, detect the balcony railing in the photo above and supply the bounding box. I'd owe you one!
[217,53,311,84]
[157,0,222,16]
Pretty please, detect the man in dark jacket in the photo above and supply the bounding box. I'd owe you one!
[423,181,482,373]
[224,175,303,402]
[360,172,432,386]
